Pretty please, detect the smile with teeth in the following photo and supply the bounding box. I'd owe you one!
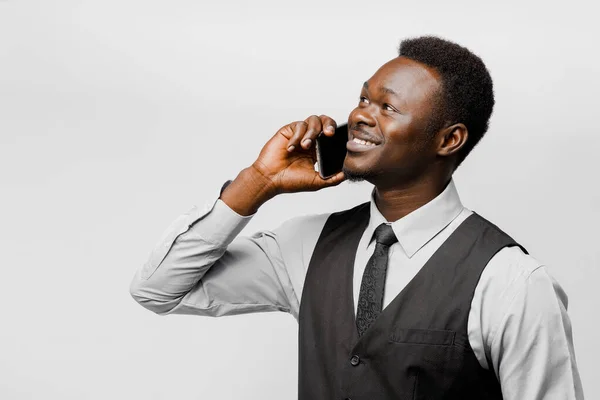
[352,137,377,146]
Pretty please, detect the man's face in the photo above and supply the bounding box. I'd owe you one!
[343,56,443,186]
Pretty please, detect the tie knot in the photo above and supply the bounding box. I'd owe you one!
[373,223,398,246]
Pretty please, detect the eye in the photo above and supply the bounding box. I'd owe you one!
[359,96,370,104]
[383,103,397,112]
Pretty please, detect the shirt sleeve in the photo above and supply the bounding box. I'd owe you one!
[473,247,584,399]
[129,194,328,320]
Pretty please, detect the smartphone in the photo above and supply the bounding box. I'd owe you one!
[315,123,348,179]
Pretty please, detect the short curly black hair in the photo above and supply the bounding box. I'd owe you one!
[398,36,494,168]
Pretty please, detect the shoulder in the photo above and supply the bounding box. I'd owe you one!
[474,245,570,342]
[268,203,368,264]
[473,246,545,323]
[486,246,543,281]
[485,246,568,310]
[466,212,544,296]
[273,201,370,248]
[273,212,332,237]
[477,246,561,315]
[272,202,370,241]
[470,244,571,365]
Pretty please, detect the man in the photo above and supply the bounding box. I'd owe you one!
[130,36,583,399]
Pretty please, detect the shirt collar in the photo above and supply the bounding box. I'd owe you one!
[366,179,465,258]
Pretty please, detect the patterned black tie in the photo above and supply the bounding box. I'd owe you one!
[356,223,398,337]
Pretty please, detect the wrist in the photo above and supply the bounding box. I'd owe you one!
[219,166,277,216]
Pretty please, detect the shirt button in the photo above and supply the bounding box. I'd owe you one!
[350,355,360,366]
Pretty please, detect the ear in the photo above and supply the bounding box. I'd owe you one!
[436,123,468,157]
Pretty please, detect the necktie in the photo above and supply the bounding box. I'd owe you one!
[356,223,398,337]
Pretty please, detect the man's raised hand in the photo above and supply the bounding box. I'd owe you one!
[220,115,346,216]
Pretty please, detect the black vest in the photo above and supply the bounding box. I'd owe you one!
[298,203,526,400]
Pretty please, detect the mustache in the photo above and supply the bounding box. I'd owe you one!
[349,125,380,143]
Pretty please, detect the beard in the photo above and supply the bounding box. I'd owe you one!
[342,165,376,183]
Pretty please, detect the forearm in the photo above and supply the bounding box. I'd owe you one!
[129,198,252,314]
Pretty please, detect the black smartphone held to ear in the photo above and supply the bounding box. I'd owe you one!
[315,123,348,179]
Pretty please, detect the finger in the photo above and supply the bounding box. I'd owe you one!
[287,121,308,152]
[308,142,318,164]
[300,115,323,150]
[319,115,337,137]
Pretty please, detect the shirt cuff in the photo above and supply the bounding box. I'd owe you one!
[188,198,255,247]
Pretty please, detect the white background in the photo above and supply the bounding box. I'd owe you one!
[1,0,598,399]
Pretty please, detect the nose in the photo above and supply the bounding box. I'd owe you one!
[349,105,376,128]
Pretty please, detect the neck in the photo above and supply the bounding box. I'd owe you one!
[373,175,450,222]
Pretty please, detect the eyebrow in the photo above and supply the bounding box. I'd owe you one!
[362,81,399,96]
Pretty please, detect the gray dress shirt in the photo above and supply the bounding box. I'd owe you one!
[130,180,584,399]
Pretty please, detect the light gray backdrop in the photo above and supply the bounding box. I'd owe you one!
[1,0,597,399]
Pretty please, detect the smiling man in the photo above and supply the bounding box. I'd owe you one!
[130,36,583,399]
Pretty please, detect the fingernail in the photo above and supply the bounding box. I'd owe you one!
[325,126,334,133]
[287,145,295,152]
[302,139,312,147]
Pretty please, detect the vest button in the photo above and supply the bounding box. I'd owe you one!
[350,355,360,366]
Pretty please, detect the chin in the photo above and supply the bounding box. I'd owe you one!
[342,165,372,183]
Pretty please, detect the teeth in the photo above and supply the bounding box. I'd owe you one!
[353,137,376,146]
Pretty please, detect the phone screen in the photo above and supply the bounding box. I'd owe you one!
[315,123,348,179]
